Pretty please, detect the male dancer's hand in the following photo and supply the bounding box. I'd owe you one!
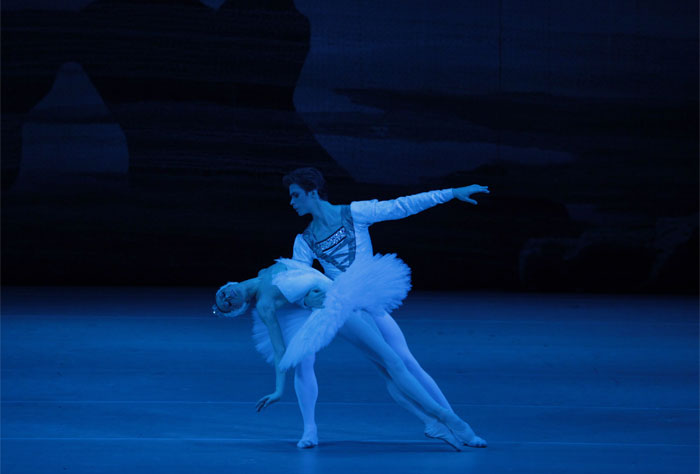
[304,288,326,309]
[256,391,282,412]
[453,185,489,204]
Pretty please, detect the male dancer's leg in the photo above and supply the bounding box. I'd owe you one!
[344,319,433,425]
[372,313,485,447]
[373,312,452,410]
[294,354,318,448]
[370,361,462,450]
[338,311,484,448]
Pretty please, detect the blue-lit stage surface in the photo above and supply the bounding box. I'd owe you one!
[2,288,698,474]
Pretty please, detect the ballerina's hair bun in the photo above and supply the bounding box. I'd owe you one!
[212,282,250,318]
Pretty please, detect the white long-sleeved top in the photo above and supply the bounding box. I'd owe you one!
[292,188,454,280]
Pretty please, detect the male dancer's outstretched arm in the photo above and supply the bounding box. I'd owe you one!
[349,185,489,225]
[291,183,489,308]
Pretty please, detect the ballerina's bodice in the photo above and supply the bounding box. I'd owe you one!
[272,258,332,304]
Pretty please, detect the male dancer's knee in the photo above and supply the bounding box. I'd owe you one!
[382,350,408,376]
[295,357,317,384]
[296,367,315,384]
[400,352,425,375]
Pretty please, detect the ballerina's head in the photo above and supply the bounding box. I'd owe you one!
[213,282,250,318]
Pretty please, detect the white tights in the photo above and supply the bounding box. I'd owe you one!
[293,354,317,432]
[291,310,459,432]
[339,311,455,424]
[372,311,453,412]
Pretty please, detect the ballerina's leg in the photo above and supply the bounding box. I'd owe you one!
[294,354,319,448]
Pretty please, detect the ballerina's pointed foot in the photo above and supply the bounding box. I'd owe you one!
[424,420,462,451]
[296,427,318,449]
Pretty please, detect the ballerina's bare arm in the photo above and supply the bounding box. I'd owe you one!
[254,277,290,412]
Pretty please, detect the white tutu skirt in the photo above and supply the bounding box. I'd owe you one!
[278,253,411,370]
[251,254,411,369]
[251,307,310,365]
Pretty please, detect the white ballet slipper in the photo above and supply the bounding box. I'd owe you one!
[424,420,462,451]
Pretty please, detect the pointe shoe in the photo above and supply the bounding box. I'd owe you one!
[462,435,487,448]
[424,420,462,451]
[451,426,487,448]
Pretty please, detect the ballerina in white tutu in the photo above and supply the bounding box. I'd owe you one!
[283,167,489,448]
[214,253,483,450]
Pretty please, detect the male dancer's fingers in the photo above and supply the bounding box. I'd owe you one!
[306,289,326,309]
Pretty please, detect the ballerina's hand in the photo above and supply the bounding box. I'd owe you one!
[453,185,490,205]
[256,391,282,412]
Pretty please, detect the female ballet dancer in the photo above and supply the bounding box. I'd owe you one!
[214,254,484,450]
[283,167,489,447]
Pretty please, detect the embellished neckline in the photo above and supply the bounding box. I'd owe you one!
[309,206,343,242]
[314,225,344,244]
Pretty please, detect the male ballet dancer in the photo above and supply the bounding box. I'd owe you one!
[283,167,489,448]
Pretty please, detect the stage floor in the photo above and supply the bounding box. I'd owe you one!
[2,288,698,473]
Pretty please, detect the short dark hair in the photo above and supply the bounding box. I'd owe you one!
[283,167,328,200]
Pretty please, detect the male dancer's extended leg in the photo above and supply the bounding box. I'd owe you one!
[339,311,485,447]
[373,312,452,410]
[370,361,462,450]
[294,354,318,448]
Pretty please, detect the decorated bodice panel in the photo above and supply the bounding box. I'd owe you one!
[302,205,357,274]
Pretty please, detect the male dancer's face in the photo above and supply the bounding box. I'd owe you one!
[288,184,314,216]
